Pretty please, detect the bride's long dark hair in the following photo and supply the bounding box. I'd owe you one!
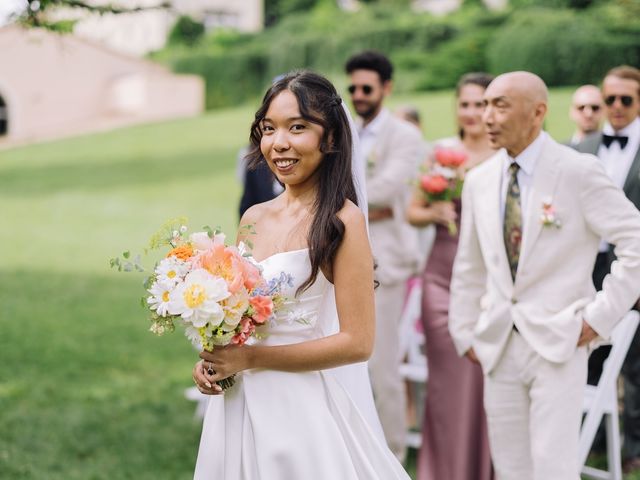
[246,71,358,294]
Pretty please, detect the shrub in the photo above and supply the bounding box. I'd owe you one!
[416,29,493,90]
[168,16,205,47]
[171,48,270,109]
[487,9,639,86]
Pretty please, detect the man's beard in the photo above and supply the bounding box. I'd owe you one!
[354,100,382,122]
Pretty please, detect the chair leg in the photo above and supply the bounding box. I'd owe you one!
[605,409,622,480]
[581,406,607,466]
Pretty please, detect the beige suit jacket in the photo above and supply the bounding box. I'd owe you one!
[366,114,424,285]
[449,135,640,373]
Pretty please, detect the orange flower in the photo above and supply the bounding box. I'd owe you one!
[197,244,245,294]
[240,259,261,291]
[249,295,274,324]
[167,244,194,261]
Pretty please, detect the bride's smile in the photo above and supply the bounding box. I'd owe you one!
[260,90,324,187]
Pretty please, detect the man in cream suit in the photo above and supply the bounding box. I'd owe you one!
[345,50,424,462]
[449,71,640,479]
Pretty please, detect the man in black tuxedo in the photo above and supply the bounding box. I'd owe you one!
[575,65,640,473]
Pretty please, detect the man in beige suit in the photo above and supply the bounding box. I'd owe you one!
[345,51,424,462]
[449,71,640,479]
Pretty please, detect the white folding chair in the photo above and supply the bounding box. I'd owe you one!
[580,310,640,480]
[398,277,428,449]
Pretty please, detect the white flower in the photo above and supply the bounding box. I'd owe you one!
[432,164,457,179]
[168,268,230,327]
[184,325,203,349]
[155,257,190,286]
[150,322,166,335]
[189,231,227,252]
[222,288,250,330]
[189,232,214,252]
[180,225,188,233]
[147,281,175,317]
[213,232,226,246]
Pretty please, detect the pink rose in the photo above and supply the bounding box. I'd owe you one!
[420,174,449,195]
[249,295,274,324]
[435,148,467,168]
[232,317,256,345]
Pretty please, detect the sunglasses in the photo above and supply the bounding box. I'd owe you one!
[604,95,634,107]
[348,84,373,95]
[576,104,601,112]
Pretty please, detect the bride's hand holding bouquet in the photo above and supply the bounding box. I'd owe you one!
[111,218,287,391]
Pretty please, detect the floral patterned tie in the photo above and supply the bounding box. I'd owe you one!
[504,162,522,281]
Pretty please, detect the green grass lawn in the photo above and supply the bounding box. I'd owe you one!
[0,87,620,479]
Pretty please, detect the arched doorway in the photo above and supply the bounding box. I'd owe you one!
[0,94,7,136]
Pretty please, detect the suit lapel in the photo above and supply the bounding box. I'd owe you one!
[623,145,640,195]
[476,152,512,284]
[576,132,602,155]
[518,141,560,271]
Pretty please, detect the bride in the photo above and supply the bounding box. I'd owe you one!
[191,70,410,479]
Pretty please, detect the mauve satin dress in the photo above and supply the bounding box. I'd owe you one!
[417,199,494,480]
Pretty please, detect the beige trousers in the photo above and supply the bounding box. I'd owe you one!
[484,331,587,480]
[368,281,407,462]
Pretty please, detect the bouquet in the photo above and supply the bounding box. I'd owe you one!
[417,147,467,235]
[111,218,287,390]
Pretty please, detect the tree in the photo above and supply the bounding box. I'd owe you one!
[168,15,205,47]
[265,0,320,27]
[18,0,171,32]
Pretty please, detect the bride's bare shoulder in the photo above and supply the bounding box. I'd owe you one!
[238,198,279,242]
[337,200,367,235]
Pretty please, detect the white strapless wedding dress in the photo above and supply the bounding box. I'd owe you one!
[193,248,410,479]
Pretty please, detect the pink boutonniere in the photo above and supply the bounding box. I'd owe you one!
[540,198,562,228]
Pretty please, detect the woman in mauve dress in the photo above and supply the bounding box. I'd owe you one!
[406,72,496,480]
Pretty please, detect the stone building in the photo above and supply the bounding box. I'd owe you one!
[0,25,204,146]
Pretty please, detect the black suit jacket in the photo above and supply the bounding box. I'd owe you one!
[238,162,280,218]
[574,132,640,284]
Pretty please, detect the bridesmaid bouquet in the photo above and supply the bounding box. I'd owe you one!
[418,147,467,235]
[110,218,287,390]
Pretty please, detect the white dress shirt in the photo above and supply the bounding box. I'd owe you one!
[500,131,546,226]
[596,117,640,251]
[597,117,640,189]
[357,108,389,169]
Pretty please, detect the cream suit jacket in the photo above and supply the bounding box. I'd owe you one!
[366,114,424,285]
[449,136,640,373]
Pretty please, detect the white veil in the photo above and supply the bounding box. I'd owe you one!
[343,101,368,225]
[323,103,385,441]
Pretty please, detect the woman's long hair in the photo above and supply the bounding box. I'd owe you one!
[245,71,358,294]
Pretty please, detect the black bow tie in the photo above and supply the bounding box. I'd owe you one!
[603,133,629,149]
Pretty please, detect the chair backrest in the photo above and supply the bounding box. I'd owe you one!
[578,310,640,465]
[399,278,428,382]
[601,311,640,388]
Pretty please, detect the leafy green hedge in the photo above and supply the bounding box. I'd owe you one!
[156,6,494,108]
[172,49,269,109]
[154,3,639,109]
[487,9,639,86]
